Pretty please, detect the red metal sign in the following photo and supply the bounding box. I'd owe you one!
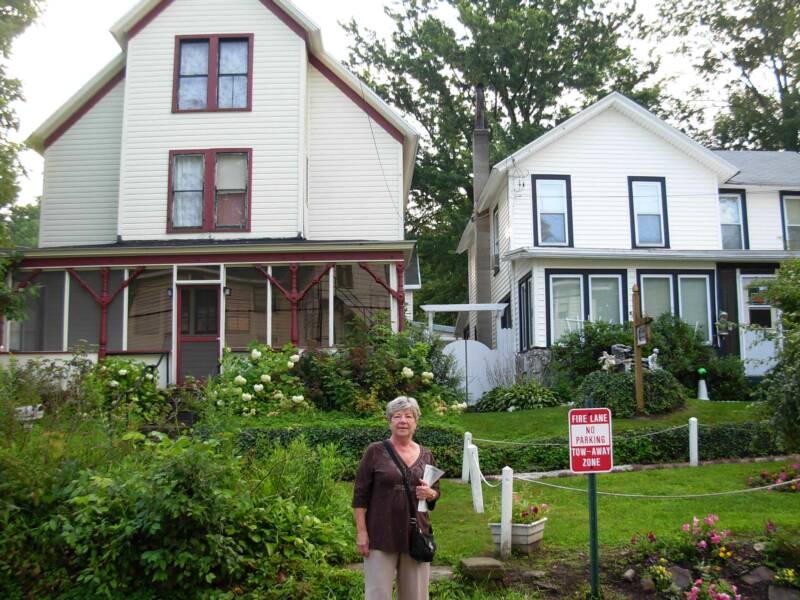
[569,408,614,473]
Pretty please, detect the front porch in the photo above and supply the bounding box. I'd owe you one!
[2,243,415,384]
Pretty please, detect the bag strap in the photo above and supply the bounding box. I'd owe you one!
[382,441,419,520]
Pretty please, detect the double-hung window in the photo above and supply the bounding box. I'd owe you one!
[518,273,533,351]
[169,149,251,232]
[174,35,253,112]
[638,271,714,343]
[628,177,669,248]
[719,190,748,249]
[781,192,800,250]
[532,175,572,246]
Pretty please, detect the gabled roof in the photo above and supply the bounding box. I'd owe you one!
[713,150,800,188]
[474,92,740,213]
[27,0,419,199]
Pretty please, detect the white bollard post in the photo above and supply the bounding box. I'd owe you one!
[469,444,484,513]
[462,431,473,482]
[500,466,513,558]
[689,417,698,466]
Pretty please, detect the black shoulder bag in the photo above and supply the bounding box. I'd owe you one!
[382,441,436,562]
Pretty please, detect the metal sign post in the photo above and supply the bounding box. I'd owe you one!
[569,403,614,598]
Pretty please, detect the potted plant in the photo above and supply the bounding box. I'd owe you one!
[489,494,550,555]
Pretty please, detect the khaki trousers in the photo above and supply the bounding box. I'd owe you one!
[363,549,430,600]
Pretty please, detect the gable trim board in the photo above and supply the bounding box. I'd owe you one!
[718,188,750,250]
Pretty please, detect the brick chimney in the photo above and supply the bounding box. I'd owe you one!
[471,84,493,347]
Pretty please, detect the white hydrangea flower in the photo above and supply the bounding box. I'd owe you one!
[253,384,264,393]
[260,374,271,383]
[216,400,224,406]
[109,380,119,388]
[401,367,414,379]
[118,369,128,376]
[234,375,247,386]
[251,349,262,360]
[290,354,301,363]
[242,393,253,402]
[250,408,257,416]
[145,373,154,380]
[421,371,434,381]
[233,387,243,395]
[291,395,304,403]
[286,361,294,369]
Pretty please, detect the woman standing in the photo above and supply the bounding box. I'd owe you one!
[352,396,441,600]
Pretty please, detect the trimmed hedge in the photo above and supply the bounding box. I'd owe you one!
[240,421,783,478]
[577,369,687,418]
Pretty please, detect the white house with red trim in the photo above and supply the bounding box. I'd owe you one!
[458,92,800,377]
[5,0,421,384]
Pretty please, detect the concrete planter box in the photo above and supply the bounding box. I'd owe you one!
[489,517,547,555]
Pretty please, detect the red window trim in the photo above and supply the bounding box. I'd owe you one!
[172,34,254,113]
[166,148,253,234]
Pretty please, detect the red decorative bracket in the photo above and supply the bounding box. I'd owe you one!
[358,262,406,331]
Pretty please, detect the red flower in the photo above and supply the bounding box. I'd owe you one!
[647,532,656,543]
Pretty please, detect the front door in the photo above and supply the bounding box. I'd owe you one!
[177,285,220,383]
[738,274,778,377]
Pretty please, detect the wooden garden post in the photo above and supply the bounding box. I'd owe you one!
[632,284,645,414]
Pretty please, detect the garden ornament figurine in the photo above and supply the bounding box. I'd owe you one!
[598,351,616,371]
[646,348,660,371]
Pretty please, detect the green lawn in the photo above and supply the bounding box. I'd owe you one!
[342,460,798,565]
[455,399,762,442]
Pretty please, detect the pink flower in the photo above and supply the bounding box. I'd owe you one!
[718,593,730,600]
[695,579,704,586]
[540,503,549,511]
[630,535,638,545]
[647,532,656,543]
[698,540,707,549]
[704,514,720,526]
[682,523,691,532]
[532,506,539,514]
[693,516,699,527]
[710,533,721,544]
[521,511,529,518]
[767,520,776,533]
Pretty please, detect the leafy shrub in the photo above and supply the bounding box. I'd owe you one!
[648,313,715,389]
[576,368,687,417]
[706,355,751,402]
[764,524,800,572]
[87,356,168,422]
[296,349,361,412]
[546,320,631,395]
[473,380,560,412]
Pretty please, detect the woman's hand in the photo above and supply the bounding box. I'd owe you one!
[415,480,438,502]
[356,530,370,557]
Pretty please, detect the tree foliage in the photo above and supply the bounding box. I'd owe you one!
[343,0,662,319]
[0,1,44,210]
[2,198,39,248]
[658,0,800,151]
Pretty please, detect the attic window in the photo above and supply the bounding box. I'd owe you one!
[173,34,253,112]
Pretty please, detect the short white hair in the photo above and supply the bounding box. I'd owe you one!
[386,396,421,421]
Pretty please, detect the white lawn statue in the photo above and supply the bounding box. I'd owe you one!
[14,404,45,430]
[598,351,616,371]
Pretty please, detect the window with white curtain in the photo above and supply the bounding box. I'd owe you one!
[175,35,252,112]
[170,149,250,232]
[550,275,583,343]
[678,275,711,343]
[630,178,667,247]
[518,274,533,351]
[491,206,500,270]
[640,275,673,318]
[589,275,622,324]
[719,193,745,249]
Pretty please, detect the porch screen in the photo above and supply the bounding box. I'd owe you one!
[298,266,329,348]
[334,264,390,344]
[127,269,172,351]
[224,267,267,348]
[8,271,65,351]
[67,270,124,352]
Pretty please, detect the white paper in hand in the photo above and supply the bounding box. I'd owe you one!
[417,464,445,513]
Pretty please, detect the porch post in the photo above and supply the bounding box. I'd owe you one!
[396,262,405,332]
[289,264,299,345]
[98,267,110,360]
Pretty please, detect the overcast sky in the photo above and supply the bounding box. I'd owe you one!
[8,0,699,207]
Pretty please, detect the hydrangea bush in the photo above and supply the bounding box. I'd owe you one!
[88,357,167,422]
[211,344,310,417]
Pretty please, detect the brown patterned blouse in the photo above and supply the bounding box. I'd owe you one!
[352,441,440,554]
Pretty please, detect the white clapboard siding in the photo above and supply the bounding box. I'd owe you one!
[746,190,785,250]
[39,81,124,248]
[510,107,722,252]
[306,65,403,240]
[489,183,511,348]
[118,0,304,241]
[518,257,717,348]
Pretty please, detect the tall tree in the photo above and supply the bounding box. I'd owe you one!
[343,0,661,320]
[658,0,800,151]
[0,0,44,211]
[2,198,39,247]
